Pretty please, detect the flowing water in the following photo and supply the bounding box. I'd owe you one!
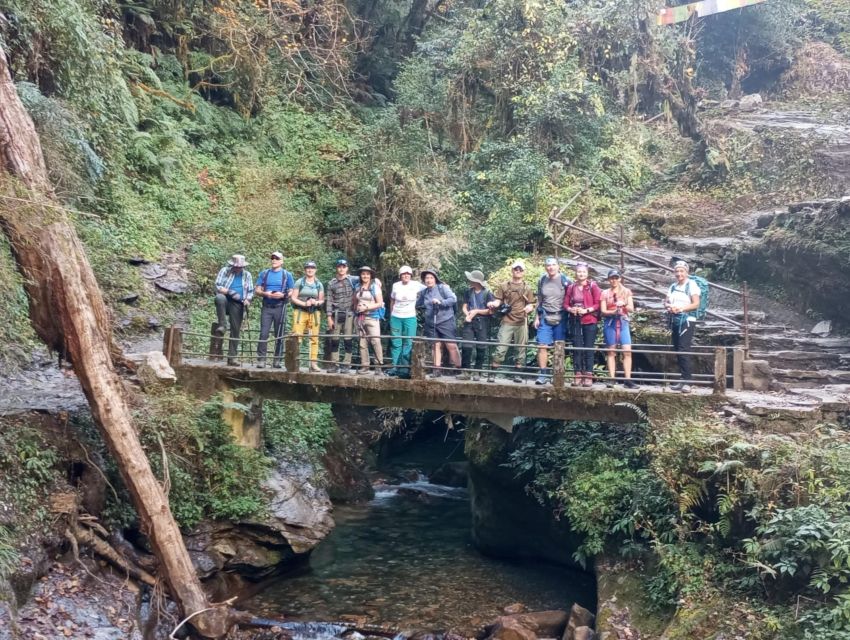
[246,451,595,636]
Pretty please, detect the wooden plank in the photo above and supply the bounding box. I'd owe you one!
[713,347,727,394]
[553,341,566,388]
[733,348,745,391]
[284,334,299,372]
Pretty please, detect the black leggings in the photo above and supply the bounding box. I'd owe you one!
[571,318,597,374]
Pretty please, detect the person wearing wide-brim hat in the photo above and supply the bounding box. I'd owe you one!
[458,270,495,381]
[214,254,254,366]
[353,266,385,375]
[387,265,424,377]
[415,268,460,376]
[291,260,325,372]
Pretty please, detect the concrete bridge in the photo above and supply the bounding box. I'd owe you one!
[165,329,729,430]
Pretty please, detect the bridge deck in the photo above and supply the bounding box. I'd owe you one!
[175,360,717,425]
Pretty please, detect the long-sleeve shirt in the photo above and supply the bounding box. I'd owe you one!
[327,275,357,315]
[564,281,601,325]
[416,283,457,326]
[215,266,254,302]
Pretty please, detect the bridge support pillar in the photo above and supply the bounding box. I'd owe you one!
[220,389,263,449]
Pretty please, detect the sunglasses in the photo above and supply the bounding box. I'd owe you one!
[512,267,524,271]
[271,257,282,260]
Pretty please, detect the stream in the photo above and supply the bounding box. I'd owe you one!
[245,443,595,636]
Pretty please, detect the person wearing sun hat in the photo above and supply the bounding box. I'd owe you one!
[291,260,325,372]
[254,251,295,368]
[214,254,254,366]
[415,268,461,376]
[388,265,424,377]
[354,266,385,374]
[486,260,536,383]
[459,269,495,380]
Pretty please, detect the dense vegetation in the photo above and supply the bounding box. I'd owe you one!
[1,0,848,636]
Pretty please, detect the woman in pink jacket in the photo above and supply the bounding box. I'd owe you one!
[564,263,601,387]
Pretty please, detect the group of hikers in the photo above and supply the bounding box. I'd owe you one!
[213,253,702,392]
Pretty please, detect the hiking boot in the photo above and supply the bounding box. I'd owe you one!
[327,365,339,373]
[623,380,638,389]
[214,325,226,336]
[535,375,548,385]
[583,375,593,387]
[357,368,371,375]
[458,371,471,381]
[512,373,524,384]
[670,382,684,391]
[256,360,266,369]
[227,358,239,367]
[272,361,283,369]
[471,373,481,382]
[572,374,584,387]
[309,362,322,373]
[605,380,615,389]
[680,384,692,394]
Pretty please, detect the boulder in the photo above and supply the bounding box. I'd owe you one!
[573,628,595,640]
[430,461,469,487]
[263,462,334,554]
[135,351,176,389]
[563,604,595,640]
[742,359,772,392]
[811,320,832,336]
[484,611,569,639]
[154,277,189,294]
[487,617,538,640]
[503,603,528,615]
[739,93,763,111]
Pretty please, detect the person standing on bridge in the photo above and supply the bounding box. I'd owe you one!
[533,257,571,385]
[487,260,536,383]
[565,263,601,387]
[416,269,461,377]
[354,266,385,375]
[291,261,325,372]
[664,260,700,394]
[388,266,424,377]
[601,270,637,389]
[326,258,358,373]
[254,251,294,368]
[459,269,494,381]
[214,254,254,367]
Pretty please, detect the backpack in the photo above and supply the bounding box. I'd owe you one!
[566,281,601,321]
[259,269,291,303]
[669,276,710,320]
[537,274,570,317]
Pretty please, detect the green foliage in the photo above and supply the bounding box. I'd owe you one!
[0,525,17,580]
[0,424,59,525]
[263,401,337,462]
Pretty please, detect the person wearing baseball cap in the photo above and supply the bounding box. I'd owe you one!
[387,265,424,377]
[214,254,254,366]
[486,260,536,383]
[326,258,358,372]
[664,259,700,393]
[601,269,637,389]
[458,269,495,380]
[254,252,295,368]
[291,260,325,372]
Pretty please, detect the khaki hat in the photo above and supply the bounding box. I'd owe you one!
[465,270,487,286]
[271,251,283,260]
[228,254,248,267]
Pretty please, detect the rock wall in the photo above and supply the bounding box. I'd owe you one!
[464,420,584,568]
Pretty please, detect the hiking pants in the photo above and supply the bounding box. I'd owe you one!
[671,320,696,382]
[329,311,355,366]
[293,309,321,363]
[390,316,417,368]
[215,293,245,359]
[491,322,527,369]
[461,317,490,370]
[358,317,383,371]
[571,318,598,374]
[257,303,286,365]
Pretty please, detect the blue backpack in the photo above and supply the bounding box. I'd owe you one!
[669,276,710,320]
[357,282,385,320]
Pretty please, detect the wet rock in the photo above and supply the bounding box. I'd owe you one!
[154,277,189,294]
[397,487,433,502]
[573,628,595,640]
[263,462,334,554]
[135,351,176,389]
[430,462,469,488]
[400,469,421,482]
[739,93,763,111]
[140,263,167,279]
[503,603,528,615]
[321,427,375,503]
[487,617,538,640]
[811,320,832,336]
[755,212,776,229]
[563,605,595,640]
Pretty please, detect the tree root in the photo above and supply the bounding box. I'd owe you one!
[67,522,157,586]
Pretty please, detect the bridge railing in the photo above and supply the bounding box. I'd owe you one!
[164,325,736,393]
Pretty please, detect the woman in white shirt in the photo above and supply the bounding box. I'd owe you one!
[388,266,424,376]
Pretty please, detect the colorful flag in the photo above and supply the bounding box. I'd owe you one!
[657,0,766,25]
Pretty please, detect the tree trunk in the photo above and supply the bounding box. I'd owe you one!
[0,45,229,638]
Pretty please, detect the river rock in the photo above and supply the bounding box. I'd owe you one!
[135,351,176,389]
[503,603,528,615]
[739,93,763,111]
[573,628,595,640]
[487,617,538,640]
[430,461,469,487]
[563,604,595,640]
[811,320,832,336]
[263,461,334,554]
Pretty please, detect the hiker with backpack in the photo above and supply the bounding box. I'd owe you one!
[416,269,461,377]
[326,258,358,373]
[664,260,703,393]
[486,260,536,383]
[564,262,601,387]
[600,269,637,389]
[254,251,295,368]
[533,257,571,385]
[214,254,254,367]
[388,265,424,377]
[459,269,495,381]
[354,266,386,375]
[291,260,325,372]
